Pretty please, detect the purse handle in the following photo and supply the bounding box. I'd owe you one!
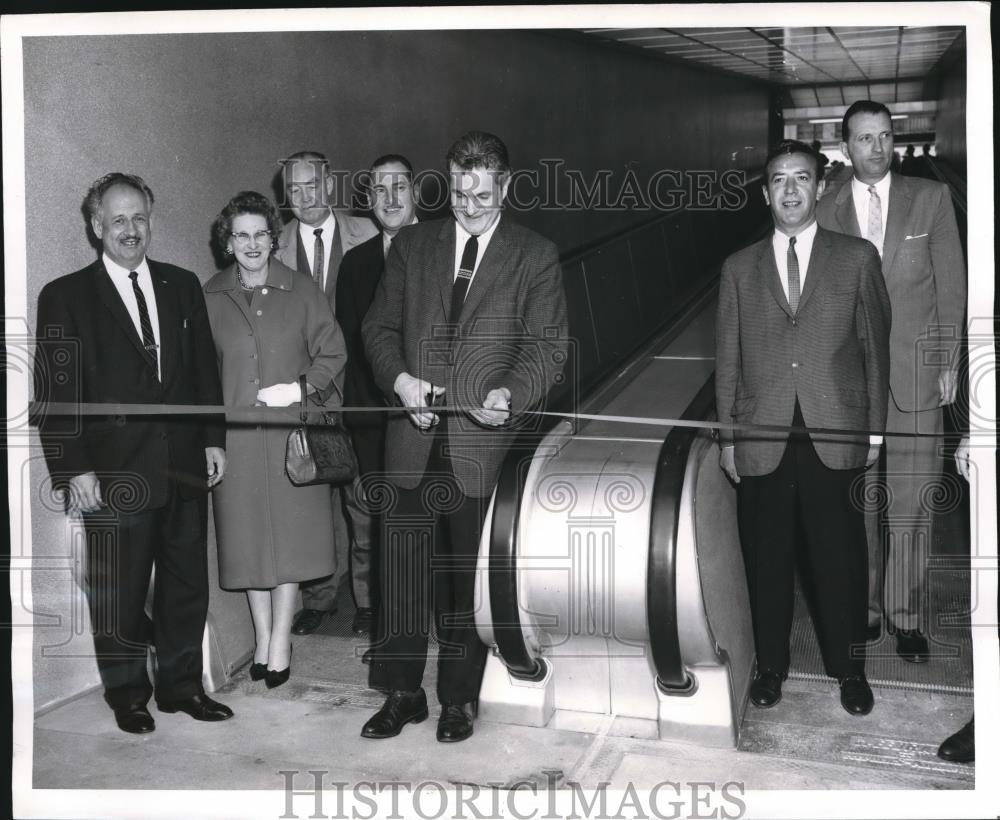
[299,374,309,424]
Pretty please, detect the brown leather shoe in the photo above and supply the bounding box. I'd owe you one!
[436,702,476,743]
[361,689,428,739]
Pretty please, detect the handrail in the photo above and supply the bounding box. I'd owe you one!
[559,171,764,266]
[646,374,716,692]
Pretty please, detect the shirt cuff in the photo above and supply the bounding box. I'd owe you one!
[869,435,883,446]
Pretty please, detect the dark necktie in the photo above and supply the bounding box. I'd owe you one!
[129,270,158,375]
[787,235,800,314]
[450,235,478,323]
[313,227,325,286]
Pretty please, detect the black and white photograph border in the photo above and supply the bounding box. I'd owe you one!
[3,3,997,818]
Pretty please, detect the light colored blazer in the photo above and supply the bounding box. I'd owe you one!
[816,172,965,412]
[362,215,569,498]
[715,227,891,476]
[274,210,377,313]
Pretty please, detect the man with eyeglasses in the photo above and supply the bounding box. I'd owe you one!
[361,131,568,743]
[275,150,378,638]
[34,172,232,734]
[335,154,420,652]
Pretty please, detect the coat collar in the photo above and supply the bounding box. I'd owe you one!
[204,258,296,292]
[755,226,831,317]
[833,171,910,272]
[92,257,171,381]
[436,214,511,323]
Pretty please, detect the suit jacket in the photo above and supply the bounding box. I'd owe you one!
[35,258,224,510]
[362,215,569,498]
[715,227,891,476]
[816,172,965,412]
[336,232,386,428]
[274,210,378,314]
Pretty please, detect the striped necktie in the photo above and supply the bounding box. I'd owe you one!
[129,270,159,376]
[450,235,478,323]
[313,227,325,285]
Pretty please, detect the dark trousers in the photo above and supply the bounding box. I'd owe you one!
[370,427,488,705]
[736,404,868,679]
[83,484,208,709]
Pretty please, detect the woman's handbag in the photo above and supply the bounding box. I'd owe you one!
[285,376,358,486]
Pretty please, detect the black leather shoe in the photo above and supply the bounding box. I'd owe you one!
[896,629,929,663]
[352,607,374,635]
[292,608,335,636]
[749,670,786,708]
[156,693,234,721]
[113,703,155,734]
[838,675,874,715]
[265,646,292,689]
[937,717,974,763]
[361,648,374,665]
[361,689,428,739]
[437,703,476,743]
[249,662,267,681]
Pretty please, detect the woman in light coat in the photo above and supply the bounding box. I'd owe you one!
[204,191,346,688]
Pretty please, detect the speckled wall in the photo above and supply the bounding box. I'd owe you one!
[21,29,770,710]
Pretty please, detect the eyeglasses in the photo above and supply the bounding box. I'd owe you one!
[230,230,272,245]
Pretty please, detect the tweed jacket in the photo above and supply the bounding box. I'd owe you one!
[274,210,378,313]
[816,172,965,412]
[362,215,569,498]
[715,226,891,476]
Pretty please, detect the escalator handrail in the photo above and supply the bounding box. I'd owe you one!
[646,374,717,691]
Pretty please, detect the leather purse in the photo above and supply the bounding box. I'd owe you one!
[285,376,358,486]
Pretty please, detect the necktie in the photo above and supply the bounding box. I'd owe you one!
[867,184,883,256]
[129,271,158,376]
[450,235,478,323]
[787,236,800,314]
[313,227,325,286]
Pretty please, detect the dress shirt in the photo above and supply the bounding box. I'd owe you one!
[298,211,337,290]
[453,214,502,285]
[770,220,881,447]
[103,253,161,379]
[851,172,891,250]
[383,215,419,258]
[771,219,817,302]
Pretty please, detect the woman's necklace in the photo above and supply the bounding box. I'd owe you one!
[236,266,264,290]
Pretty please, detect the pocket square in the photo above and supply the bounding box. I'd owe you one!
[904,233,929,240]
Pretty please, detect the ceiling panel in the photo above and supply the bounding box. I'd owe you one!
[580,25,965,102]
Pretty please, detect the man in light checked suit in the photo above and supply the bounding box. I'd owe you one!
[716,140,891,717]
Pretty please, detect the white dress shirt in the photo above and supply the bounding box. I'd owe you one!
[383,215,419,258]
[103,253,161,379]
[298,211,337,290]
[851,172,891,252]
[771,220,881,447]
[453,214,502,284]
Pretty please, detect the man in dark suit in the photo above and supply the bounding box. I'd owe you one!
[275,150,379,636]
[716,141,891,716]
[336,154,419,645]
[35,172,232,734]
[360,131,568,742]
[816,101,966,662]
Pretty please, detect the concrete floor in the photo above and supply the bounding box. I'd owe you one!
[33,629,974,795]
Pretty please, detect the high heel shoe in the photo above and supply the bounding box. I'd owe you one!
[265,646,292,689]
[249,662,267,681]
